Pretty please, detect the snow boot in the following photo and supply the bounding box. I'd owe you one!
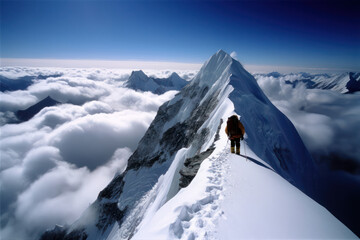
[236,148,240,155]
[231,147,235,153]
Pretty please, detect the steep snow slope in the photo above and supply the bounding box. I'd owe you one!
[41,50,356,239]
[131,117,356,239]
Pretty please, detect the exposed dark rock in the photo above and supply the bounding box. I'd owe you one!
[40,225,66,240]
[273,146,291,171]
[86,73,221,234]
[16,96,60,122]
[98,173,125,200]
[126,99,184,170]
[96,203,127,232]
[96,173,127,232]
[127,87,219,171]
[213,119,223,144]
[179,119,223,188]
[179,147,215,188]
[39,225,87,240]
[62,229,88,240]
[346,72,360,93]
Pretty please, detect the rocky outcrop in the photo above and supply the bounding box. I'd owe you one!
[179,147,215,188]
[179,119,223,189]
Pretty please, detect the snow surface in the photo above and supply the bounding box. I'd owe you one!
[109,66,355,238]
[128,111,356,239]
[43,50,357,239]
[127,51,356,239]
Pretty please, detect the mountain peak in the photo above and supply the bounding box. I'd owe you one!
[216,49,230,57]
[43,51,338,239]
[213,49,233,62]
[169,72,181,79]
[125,70,187,94]
[129,70,148,81]
[16,96,60,122]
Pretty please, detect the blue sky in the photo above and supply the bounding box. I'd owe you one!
[1,0,359,71]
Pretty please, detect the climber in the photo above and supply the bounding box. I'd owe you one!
[225,115,245,155]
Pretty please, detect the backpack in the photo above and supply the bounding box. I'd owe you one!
[227,115,242,138]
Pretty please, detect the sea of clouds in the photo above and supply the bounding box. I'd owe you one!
[1,66,359,239]
[0,67,197,239]
[255,74,360,172]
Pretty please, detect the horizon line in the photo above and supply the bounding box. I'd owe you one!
[0,58,356,74]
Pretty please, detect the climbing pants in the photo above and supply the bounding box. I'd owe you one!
[230,138,240,154]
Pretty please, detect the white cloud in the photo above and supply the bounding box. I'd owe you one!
[256,75,360,165]
[0,91,38,112]
[46,111,154,170]
[22,146,60,182]
[0,66,181,239]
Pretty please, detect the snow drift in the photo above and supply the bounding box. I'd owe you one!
[41,50,357,239]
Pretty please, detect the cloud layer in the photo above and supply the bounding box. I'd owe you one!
[3,66,357,238]
[0,67,192,239]
[256,74,360,170]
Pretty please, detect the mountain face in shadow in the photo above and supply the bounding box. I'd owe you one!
[0,75,34,92]
[346,72,360,93]
[16,96,60,122]
[0,74,63,92]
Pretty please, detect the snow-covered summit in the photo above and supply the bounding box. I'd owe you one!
[41,50,356,239]
[125,70,159,92]
[125,70,188,94]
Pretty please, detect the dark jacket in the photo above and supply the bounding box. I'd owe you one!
[225,117,245,140]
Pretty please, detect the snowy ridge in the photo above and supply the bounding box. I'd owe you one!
[132,143,231,239]
[131,115,355,239]
[41,50,357,239]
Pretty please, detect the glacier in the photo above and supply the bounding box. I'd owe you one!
[41,50,357,239]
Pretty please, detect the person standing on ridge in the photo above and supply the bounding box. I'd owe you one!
[225,115,245,155]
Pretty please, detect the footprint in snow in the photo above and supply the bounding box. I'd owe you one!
[171,147,229,239]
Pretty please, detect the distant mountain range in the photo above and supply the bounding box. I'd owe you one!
[0,74,62,92]
[254,72,360,93]
[124,70,188,94]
